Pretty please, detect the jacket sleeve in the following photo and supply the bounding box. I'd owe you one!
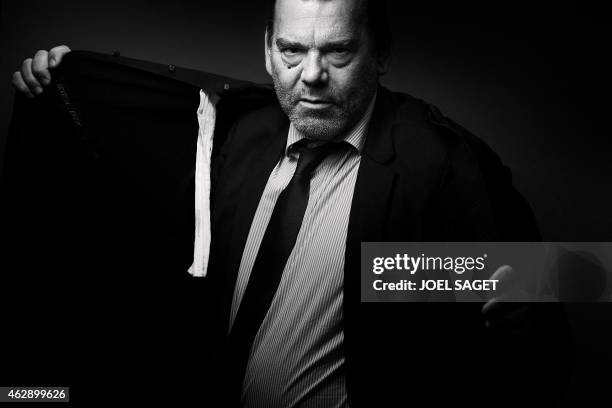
[426,104,542,242]
[455,121,542,241]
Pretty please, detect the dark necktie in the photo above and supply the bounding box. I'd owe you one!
[224,139,346,404]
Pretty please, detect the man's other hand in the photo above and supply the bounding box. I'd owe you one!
[481,265,532,336]
[11,45,71,98]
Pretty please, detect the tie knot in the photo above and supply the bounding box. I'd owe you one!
[293,140,347,177]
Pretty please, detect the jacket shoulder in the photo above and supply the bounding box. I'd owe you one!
[389,90,508,179]
[387,90,540,240]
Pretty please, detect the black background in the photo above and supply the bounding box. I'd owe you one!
[1,1,610,406]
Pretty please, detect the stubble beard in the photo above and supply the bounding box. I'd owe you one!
[271,63,378,141]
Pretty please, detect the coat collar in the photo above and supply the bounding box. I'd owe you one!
[219,105,289,334]
[346,84,399,247]
[342,85,399,407]
[343,84,399,309]
[360,85,397,164]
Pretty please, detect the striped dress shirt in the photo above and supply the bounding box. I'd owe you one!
[229,94,377,408]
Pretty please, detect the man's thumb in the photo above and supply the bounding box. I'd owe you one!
[490,265,529,300]
[490,264,514,281]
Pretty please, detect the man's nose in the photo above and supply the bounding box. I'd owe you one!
[300,51,328,87]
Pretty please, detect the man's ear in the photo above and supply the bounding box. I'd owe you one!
[265,29,273,77]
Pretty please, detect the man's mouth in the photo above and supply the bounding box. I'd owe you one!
[299,98,333,109]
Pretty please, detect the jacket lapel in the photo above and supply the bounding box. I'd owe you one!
[218,113,289,334]
[343,86,398,405]
[344,86,397,288]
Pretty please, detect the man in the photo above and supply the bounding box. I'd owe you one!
[9,0,571,407]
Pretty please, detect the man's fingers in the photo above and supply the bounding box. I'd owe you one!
[482,297,529,320]
[32,50,51,86]
[483,297,532,335]
[490,265,514,282]
[485,306,531,333]
[20,58,42,94]
[11,71,35,98]
[48,45,71,68]
[482,297,504,317]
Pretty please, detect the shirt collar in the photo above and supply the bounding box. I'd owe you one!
[286,91,377,156]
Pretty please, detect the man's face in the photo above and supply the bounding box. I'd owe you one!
[265,0,379,141]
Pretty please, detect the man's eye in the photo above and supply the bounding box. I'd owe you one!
[331,49,349,55]
[282,48,301,56]
[280,48,304,66]
[327,49,352,65]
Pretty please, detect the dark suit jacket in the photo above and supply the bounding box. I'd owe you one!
[1,51,571,406]
[205,83,574,407]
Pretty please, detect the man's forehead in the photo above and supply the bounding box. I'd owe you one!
[274,0,364,42]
